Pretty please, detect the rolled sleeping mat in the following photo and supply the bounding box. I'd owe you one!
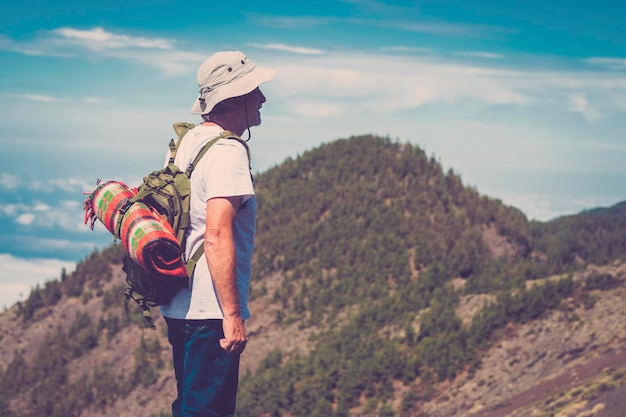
[83,180,188,282]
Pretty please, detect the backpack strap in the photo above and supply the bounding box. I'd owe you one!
[184,129,250,177]
[173,122,196,139]
[186,244,205,279]
[170,125,252,278]
[169,122,197,163]
[184,135,223,177]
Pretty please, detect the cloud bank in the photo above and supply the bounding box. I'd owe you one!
[0,253,76,310]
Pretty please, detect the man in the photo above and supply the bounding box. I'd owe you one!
[160,51,275,417]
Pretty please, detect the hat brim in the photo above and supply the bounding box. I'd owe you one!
[191,66,276,115]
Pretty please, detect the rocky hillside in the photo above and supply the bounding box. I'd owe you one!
[1,260,625,417]
[423,262,626,417]
[1,135,625,417]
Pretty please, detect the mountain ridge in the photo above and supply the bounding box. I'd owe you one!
[1,134,625,417]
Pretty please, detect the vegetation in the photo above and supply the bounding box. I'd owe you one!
[0,244,163,417]
[1,135,624,417]
[531,205,626,267]
[239,135,624,415]
[0,308,165,417]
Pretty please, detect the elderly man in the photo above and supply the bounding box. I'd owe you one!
[160,51,275,417]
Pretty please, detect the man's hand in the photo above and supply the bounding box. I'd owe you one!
[220,315,248,355]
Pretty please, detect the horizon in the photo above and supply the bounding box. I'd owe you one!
[1,0,625,309]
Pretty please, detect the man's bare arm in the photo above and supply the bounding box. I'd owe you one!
[204,196,247,355]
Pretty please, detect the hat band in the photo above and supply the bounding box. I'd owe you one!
[198,64,255,97]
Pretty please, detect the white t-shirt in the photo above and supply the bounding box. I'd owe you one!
[160,124,256,320]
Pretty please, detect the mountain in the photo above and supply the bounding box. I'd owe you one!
[1,134,625,417]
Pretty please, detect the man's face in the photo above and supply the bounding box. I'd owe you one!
[245,87,266,127]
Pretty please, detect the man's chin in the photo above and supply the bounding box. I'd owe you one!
[250,114,262,127]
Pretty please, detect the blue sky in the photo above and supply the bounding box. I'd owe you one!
[1,0,625,309]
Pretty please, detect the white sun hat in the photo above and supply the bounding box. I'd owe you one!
[191,51,276,115]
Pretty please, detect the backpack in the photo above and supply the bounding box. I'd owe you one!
[122,122,250,329]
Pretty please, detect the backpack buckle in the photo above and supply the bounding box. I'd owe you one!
[118,199,133,216]
[114,199,134,239]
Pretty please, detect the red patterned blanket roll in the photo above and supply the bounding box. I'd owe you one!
[83,180,188,282]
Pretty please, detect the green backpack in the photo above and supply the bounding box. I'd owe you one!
[122,122,250,329]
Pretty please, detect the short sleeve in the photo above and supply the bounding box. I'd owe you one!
[196,139,254,202]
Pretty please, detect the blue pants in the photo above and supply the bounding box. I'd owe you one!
[165,318,241,417]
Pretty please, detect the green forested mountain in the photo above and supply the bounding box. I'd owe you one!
[530,201,626,268]
[239,135,625,416]
[1,134,624,417]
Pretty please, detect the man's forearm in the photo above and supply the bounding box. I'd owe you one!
[204,228,240,318]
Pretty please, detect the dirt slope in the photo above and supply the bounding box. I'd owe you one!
[417,262,626,417]
[1,262,626,416]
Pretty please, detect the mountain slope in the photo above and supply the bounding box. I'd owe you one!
[1,134,625,417]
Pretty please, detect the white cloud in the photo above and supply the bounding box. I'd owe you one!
[269,53,531,118]
[82,97,106,104]
[244,49,626,208]
[0,33,50,56]
[15,235,101,251]
[2,93,62,103]
[295,102,344,118]
[2,27,625,224]
[396,119,561,176]
[457,51,505,60]
[105,48,207,78]
[247,43,324,55]
[0,253,76,310]
[0,174,99,194]
[0,197,89,233]
[254,8,512,39]
[40,204,88,232]
[0,203,27,216]
[0,27,204,77]
[3,26,623,109]
[52,27,175,50]
[262,50,626,134]
[320,1,514,39]
[568,94,603,123]
[46,177,96,193]
[392,20,511,38]
[0,173,20,190]
[33,203,50,211]
[1,93,108,106]
[588,57,626,71]
[15,213,35,225]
